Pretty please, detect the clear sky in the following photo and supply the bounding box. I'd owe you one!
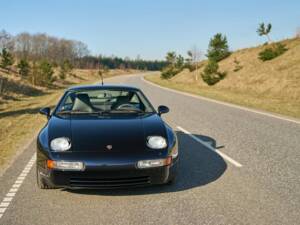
[1,0,299,60]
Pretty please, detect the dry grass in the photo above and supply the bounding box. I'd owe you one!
[146,37,300,118]
[0,69,136,172]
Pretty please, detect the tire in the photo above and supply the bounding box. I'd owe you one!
[36,167,55,189]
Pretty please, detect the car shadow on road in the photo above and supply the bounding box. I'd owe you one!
[65,131,227,196]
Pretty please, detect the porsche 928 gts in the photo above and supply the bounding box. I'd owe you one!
[36,84,178,189]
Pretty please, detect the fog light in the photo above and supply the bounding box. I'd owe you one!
[47,160,84,171]
[137,157,172,169]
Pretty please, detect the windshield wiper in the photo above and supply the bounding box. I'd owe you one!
[110,108,145,113]
[56,110,102,115]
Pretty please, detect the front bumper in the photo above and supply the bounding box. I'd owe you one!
[39,159,178,189]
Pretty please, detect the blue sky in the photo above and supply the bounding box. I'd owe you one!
[1,0,299,60]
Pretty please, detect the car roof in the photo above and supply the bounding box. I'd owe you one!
[67,84,141,92]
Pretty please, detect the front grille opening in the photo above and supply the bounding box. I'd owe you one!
[69,176,150,188]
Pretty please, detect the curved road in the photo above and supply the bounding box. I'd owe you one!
[0,73,299,225]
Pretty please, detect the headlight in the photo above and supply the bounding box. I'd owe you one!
[147,136,167,149]
[50,137,71,152]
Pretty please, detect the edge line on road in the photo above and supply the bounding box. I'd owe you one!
[0,153,36,221]
[177,126,243,168]
[142,76,300,125]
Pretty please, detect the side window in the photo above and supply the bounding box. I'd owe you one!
[61,95,74,111]
[130,93,140,104]
[65,95,73,104]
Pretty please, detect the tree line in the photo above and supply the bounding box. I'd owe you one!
[76,55,167,71]
[0,29,167,87]
[0,30,89,66]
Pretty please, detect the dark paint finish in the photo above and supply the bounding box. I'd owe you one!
[37,85,178,189]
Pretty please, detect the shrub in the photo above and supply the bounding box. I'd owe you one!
[161,66,180,79]
[17,59,30,77]
[59,60,73,80]
[185,63,196,72]
[160,52,185,79]
[258,43,288,61]
[0,48,14,72]
[39,60,54,85]
[29,60,54,86]
[201,60,226,86]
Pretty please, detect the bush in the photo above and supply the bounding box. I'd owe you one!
[29,60,54,86]
[185,63,196,72]
[39,60,54,85]
[161,66,180,79]
[201,60,226,86]
[258,43,288,61]
[160,52,185,79]
[0,48,14,72]
[59,60,73,80]
[17,59,30,77]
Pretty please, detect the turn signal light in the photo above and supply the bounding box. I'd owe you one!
[137,157,172,169]
[47,160,84,171]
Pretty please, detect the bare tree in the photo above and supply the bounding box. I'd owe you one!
[14,32,32,59]
[296,27,300,38]
[187,45,202,81]
[0,30,14,51]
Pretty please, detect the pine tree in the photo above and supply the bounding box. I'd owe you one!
[0,48,14,72]
[39,60,54,85]
[17,59,30,77]
[206,33,230,62]
[166,52,177,65]
[257,23,272,43]
[201,60,226,85]
[59,60,73,80]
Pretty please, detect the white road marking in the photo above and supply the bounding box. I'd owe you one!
[0,153,36,221]
[177,126,243,168]
[6,193,15,197]
[0,208,6,213]
[142,77,300,125]
[0,203,9,207]
[2,198,12,202]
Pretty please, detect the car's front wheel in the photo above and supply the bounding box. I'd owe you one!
[36,167,55,189]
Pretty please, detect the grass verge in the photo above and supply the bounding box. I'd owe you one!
[0,69,136,172]
[145,73,300,119]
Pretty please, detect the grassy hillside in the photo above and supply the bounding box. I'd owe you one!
[146,37,300,118]
[0,68,136,172]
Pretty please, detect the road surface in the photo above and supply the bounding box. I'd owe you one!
[0,73,299,225]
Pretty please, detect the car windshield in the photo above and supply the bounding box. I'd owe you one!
[55,88,155,115]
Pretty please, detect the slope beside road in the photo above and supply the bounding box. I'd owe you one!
[0,73,299,225]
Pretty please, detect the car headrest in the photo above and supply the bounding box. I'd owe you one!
[112,95,131,109]
[72,93,93,112]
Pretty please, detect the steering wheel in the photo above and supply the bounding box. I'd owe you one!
[116,104,137,109]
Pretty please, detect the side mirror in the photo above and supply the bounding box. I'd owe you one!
[158,105,169,116]
[39,107,51,119]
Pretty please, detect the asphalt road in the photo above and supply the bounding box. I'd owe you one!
[0,73,299,225]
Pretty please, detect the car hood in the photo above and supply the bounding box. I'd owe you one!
[48,114,167,153]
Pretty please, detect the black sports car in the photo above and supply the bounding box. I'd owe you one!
[36,84,178,189]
